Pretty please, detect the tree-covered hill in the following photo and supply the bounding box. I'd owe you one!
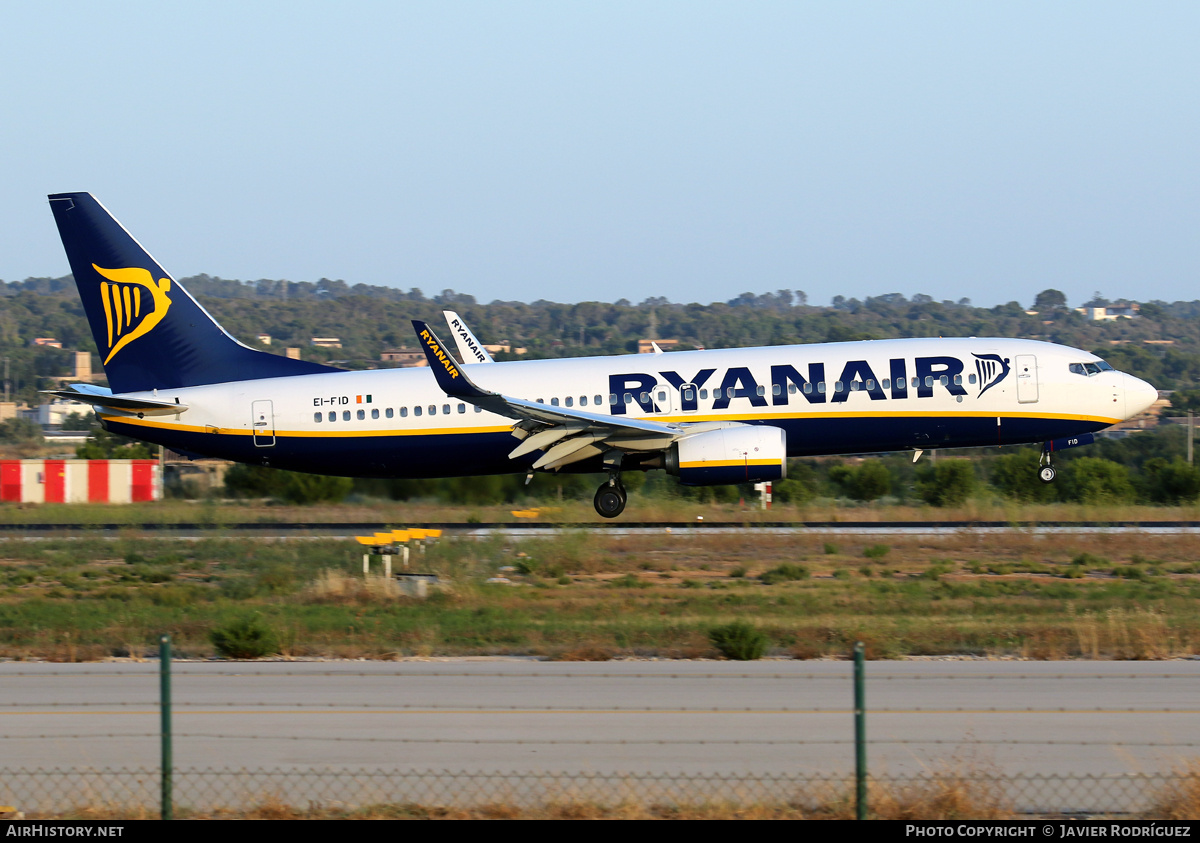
[2,275,1198,404]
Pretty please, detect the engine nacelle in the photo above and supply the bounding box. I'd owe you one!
[665,425,787,486]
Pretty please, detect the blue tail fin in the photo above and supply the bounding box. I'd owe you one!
[48,193,339,393]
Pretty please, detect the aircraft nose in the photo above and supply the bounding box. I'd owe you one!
[1122,373,1158,420]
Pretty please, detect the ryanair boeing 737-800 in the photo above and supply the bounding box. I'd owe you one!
[45,193,1158,517]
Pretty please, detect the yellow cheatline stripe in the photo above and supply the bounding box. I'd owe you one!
[103,408,1121,439]
[679,460,780,469]
[101,416,515,438]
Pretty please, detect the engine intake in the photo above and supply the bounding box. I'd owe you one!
[666,425,787,486]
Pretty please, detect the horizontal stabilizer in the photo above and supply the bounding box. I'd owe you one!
[42,386,188,416]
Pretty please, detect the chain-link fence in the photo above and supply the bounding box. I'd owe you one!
[1,767,1197,817]
[2,653,1198,818]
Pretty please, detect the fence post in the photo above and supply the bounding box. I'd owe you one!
[160,633,173,821]
[854,640,866,820]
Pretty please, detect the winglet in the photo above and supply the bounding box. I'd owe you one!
[443,310,494,364]
[411,320,491,400]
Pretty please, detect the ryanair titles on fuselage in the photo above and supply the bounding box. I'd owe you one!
[608,353,1011,415]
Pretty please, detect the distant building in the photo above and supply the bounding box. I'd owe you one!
[1075,302,1140,321]
[484,344,526,356]
[311,337,342,348]
[37,399,91,427]
[285,347,302,360]
[73,351,93,381]
[32,338,62,348]
[380,348,428,367]
[638,338,680,354]
[255,333,272,346]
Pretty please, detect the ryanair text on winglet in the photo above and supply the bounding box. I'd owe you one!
[420,329,460,379]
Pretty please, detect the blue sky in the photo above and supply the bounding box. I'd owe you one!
[2,2,1198,308]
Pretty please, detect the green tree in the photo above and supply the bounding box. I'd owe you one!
[1058,457,1135,504]
[1140,457,1200,504]
[987,449,1058,502]
[915,459,977,507]
[829,460,891,501]
[75,421,153,459]
[0,418,43,444]
[1033,289,1067,310]
[225,464,353,504]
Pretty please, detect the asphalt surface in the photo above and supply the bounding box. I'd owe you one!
[3,659,1198,779]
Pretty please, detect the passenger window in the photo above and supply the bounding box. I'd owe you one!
[835,381,844,393]
[371,409,379,419]
[882,379,891,390]
[414,406,422,417]
[342,410,351,421]
[357,409,365,420]
[728,387,736,398]
[399,407,407,418]
[802,383,811,394]
[788,384,796,394]
[912,377,920,388]
[551,397,559,406]
[442,404,450,415]
[386,408,394,418]
[683,388,694,402]
[850,381,859,392]
[756,385,765,396]
[657,391,666,402]
[639,392,649,403]
[314,413,322,423]
[953,375,962,386]
[968,374,977,384]
[328,411,336,422]
[939,375,948,386]
[458,404,465,414]
[624,393,633,404]
[580,396,588,406]
[595,395,603,405]
[428,405,436,415]
[609,394,617,405]
[565,397,573,407]
[475,406,482,413]
[866,379,875,390]
[817,382,826,394]
[700,389,708,399]
[925,376,934,388]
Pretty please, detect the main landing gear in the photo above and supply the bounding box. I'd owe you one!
[594,475,627,518]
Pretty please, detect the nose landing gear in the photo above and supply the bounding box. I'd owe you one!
[1038,449,1057,484]
[594,475,627,518]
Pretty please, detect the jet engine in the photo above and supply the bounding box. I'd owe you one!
[665,424,787,486]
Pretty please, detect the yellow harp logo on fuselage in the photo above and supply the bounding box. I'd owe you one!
[92,264,173,365]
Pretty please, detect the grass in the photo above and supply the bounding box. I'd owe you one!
[23,767,1200,819]
[1,529,1200,660]
[0,496,1199,526]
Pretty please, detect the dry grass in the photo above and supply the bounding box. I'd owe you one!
[1145,763,1200,821]
[304,569,401,604]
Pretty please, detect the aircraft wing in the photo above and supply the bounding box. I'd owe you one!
[443,310,494,363]
[412,320,682,470]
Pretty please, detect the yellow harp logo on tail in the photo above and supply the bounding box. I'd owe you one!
[92,265,173,365]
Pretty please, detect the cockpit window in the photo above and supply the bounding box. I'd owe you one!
[1070,360,1114,376]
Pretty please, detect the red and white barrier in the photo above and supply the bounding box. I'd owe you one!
[0,460,160,503]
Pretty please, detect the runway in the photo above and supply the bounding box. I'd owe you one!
[3,659,1198,777]
[3,520,1200,539]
